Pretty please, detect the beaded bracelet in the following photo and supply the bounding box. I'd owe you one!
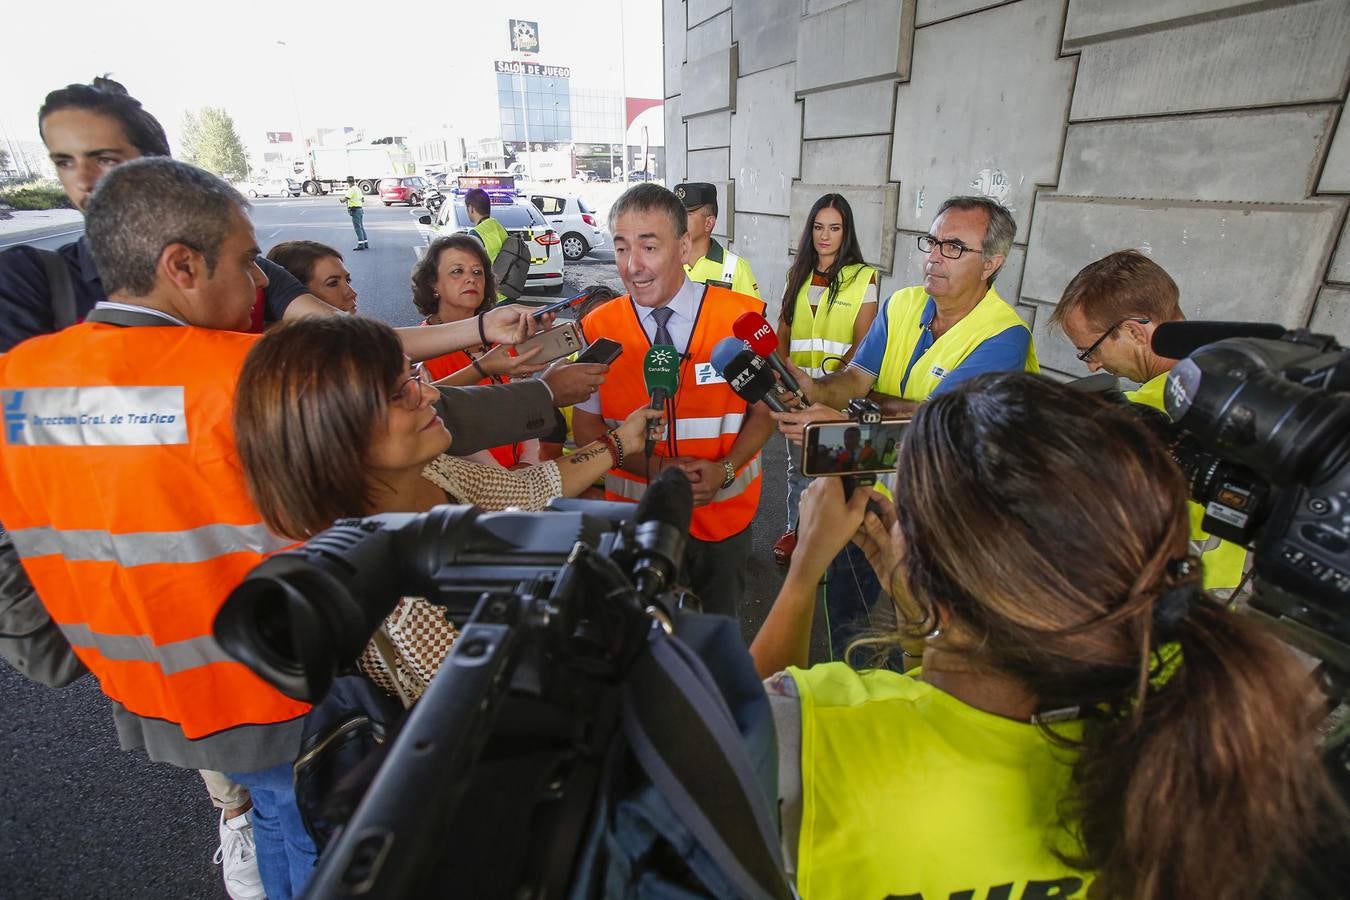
[470,357,489,380]
[601,429,625,470]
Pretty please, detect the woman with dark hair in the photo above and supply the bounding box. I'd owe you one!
[234,315,661,696]
[771,194,879,565]
[750,373,1340,900]
[266,240,358,314]
[410,234,550,466]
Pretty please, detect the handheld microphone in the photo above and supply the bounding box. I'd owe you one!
[712,343,788,413]
[642,344,680,458]
[733,311,806,402]
[1151,321,1287,360]
[629,466,694,611]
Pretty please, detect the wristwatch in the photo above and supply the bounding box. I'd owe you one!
[719,459,736,490]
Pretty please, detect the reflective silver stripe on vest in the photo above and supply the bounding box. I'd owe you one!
[603,414,743,442]
[605,454,762,503]
[789,337,852,356]
[723,252,739,284]
[675,413,744,441]
[59,622,233,675]
[9,522,290,567]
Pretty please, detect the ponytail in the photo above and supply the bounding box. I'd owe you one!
[1070,598,1337,899]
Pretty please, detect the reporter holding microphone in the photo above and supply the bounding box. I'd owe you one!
[751,373,1340,900]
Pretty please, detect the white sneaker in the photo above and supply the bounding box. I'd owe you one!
[214,809,265,900]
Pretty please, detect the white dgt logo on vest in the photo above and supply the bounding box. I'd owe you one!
[2,386,188,446]
[694,362,726,385]
[929,365,948,380]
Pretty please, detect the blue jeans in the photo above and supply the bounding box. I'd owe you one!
[783,435,811,532]
[226,762,317,900]
[348,207,368,243]
[824,542,883,664]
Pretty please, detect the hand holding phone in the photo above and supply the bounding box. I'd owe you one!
[510,321,582,365]
[531,292,591,321]
[575,337,623,365]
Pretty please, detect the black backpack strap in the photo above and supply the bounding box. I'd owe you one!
[622,629,794,900]
[33,248,77,331]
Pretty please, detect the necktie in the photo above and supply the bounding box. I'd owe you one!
[650,306,675,348]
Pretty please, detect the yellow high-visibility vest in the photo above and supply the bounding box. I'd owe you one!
[787,264,875,378]
[874,285,1038,401]
[1127,373,1249,592]
[685,238,760,299]
[787,663,1089,900]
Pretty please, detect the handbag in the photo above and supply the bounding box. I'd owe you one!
[358,596,460,707]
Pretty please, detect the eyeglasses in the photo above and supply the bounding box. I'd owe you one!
[1075,317,1150,363]
[390,363,433,411]
[917,234,983,259]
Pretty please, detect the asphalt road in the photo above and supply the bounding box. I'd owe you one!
[0,196,813,898]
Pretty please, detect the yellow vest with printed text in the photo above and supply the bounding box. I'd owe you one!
[343,185,365,208]
[788,264,876,378]
[685,239,760,299]
[1127,373,1249,592]
[875,285,1038,401]
[787,663,1090,900]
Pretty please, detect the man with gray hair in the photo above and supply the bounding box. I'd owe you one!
[770,195,1037,662]
[0,157,320,898]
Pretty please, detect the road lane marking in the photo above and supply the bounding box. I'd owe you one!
[0,228,84,250]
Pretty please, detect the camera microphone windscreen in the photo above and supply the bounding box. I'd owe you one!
[732,311,804,398]
[1151,321,1287,360]
[631,466,693,604]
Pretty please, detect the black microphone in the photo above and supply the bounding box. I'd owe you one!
[1151,321,1287,360]
[720,351,788,413]
[630,466,694,608]
[733,311,806,402]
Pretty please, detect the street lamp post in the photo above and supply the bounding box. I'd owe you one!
[276,41,308,180]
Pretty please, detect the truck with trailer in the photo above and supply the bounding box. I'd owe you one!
[300,146,415,195]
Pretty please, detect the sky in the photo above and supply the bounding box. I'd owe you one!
[0,0,664,161]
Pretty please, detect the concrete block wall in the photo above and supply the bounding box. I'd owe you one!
[661,0,1350,379]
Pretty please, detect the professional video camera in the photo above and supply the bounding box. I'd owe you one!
[1147,322,1350,678]
[213,469,791,899]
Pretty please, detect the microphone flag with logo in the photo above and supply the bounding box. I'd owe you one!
[711,337,787,413]
[643,344,680,457]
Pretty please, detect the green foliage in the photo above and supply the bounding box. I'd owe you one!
[0,179,72,211]
[0,145,10,171]
[180,107,249,181]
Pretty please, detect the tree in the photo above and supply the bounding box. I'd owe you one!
[0,145,10,173]
[180,107,248,181]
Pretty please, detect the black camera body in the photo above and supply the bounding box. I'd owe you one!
[1160,326,1350,671]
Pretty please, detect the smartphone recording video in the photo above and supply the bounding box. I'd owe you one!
[801,420,909,477]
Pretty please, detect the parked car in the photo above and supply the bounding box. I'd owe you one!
[528,193,608,262]
[379,176,427,207]
[241,176,300,198]
[425,197,565,294]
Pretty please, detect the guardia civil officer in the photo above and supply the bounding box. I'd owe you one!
[675,182,760,299]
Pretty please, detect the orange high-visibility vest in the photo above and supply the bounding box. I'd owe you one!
[0,322,311,739]
[581,285,764,542]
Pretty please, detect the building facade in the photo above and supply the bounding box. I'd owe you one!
[662,0,1350,378]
